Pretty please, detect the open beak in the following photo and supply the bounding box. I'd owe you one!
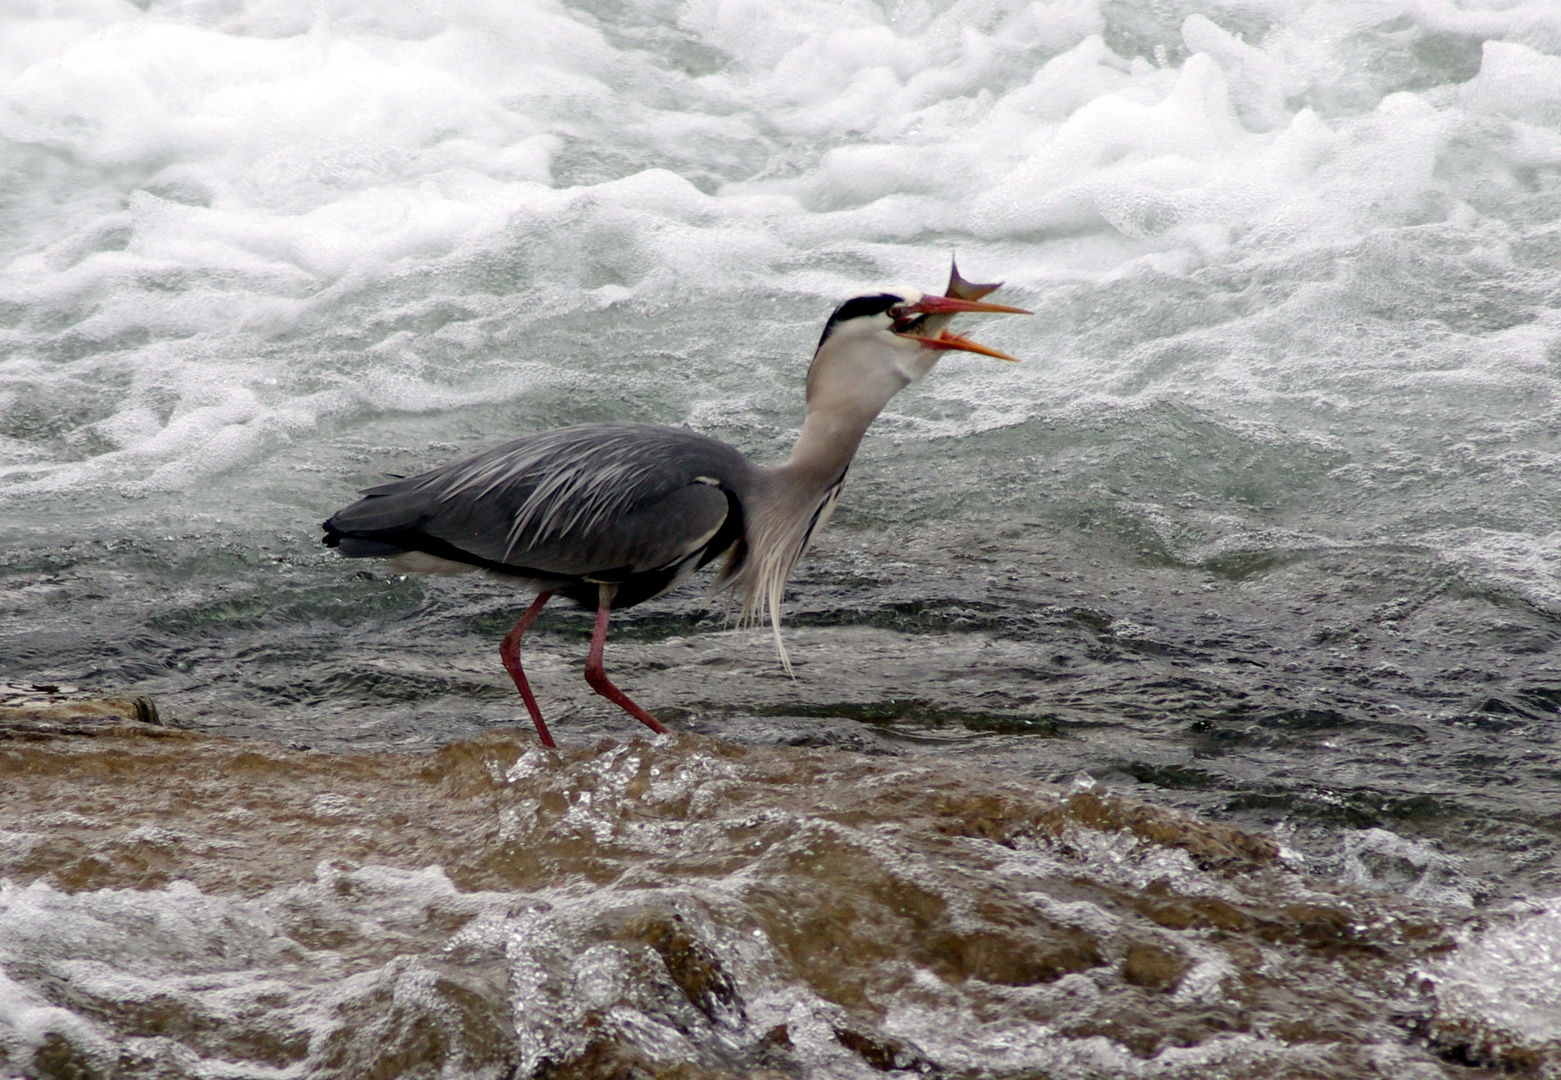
[892,293,1031,362]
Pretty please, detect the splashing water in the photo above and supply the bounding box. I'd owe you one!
[0,728,1511,1078]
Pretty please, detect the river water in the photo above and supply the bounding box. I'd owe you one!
[2,0,1560,1075]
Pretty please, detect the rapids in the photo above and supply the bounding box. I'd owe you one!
[3,0,1561,1074]
[0,726,1519,1078]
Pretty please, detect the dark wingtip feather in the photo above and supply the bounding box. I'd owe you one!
[333,536,410,558]
[322,519,407,558]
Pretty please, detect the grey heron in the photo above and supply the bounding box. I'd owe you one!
[323,265,1028,747]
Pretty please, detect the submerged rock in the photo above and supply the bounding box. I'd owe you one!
[0,727,1537,1079]
[0,681,160,737]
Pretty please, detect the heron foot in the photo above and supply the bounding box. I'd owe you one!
[500,590,556,748]
[585,585,672,737]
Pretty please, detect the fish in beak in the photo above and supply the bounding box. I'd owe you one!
[891,259,1029,361]
[945,260,1003,304]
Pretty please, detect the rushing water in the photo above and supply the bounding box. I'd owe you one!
[3,0,1561,1074]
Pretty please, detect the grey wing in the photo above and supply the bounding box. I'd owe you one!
[324,423,750,578]
[546,481,732,577]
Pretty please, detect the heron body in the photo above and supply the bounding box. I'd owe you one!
[324,266,1027,746]
[328,424,753,610]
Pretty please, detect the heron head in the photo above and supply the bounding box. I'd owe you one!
[808,286,1029,404]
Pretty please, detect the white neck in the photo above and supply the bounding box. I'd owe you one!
[720,326,929,670]
[779,325,923,486]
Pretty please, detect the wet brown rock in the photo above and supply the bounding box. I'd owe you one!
[1429,1017,1548,1074]
[1051,789,1279,867]
[831,1027,927,1072]
[1136,889,1253,933]
[31,1031,102,1080]
[625,912,744,1023]
[0,681,161,739]
[926,928,1103,986]
[0,728,1515,1080]
[534,1039,773,1080]
[1121,942,1186,991]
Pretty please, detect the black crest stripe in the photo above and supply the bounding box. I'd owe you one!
[816,293,903,348]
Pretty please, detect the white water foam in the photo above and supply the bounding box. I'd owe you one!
[1430,897,1561,1065]
[4,0,1559,498]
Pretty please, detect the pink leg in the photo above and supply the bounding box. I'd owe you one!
[583,584,671,736]
[500,591,555,748]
